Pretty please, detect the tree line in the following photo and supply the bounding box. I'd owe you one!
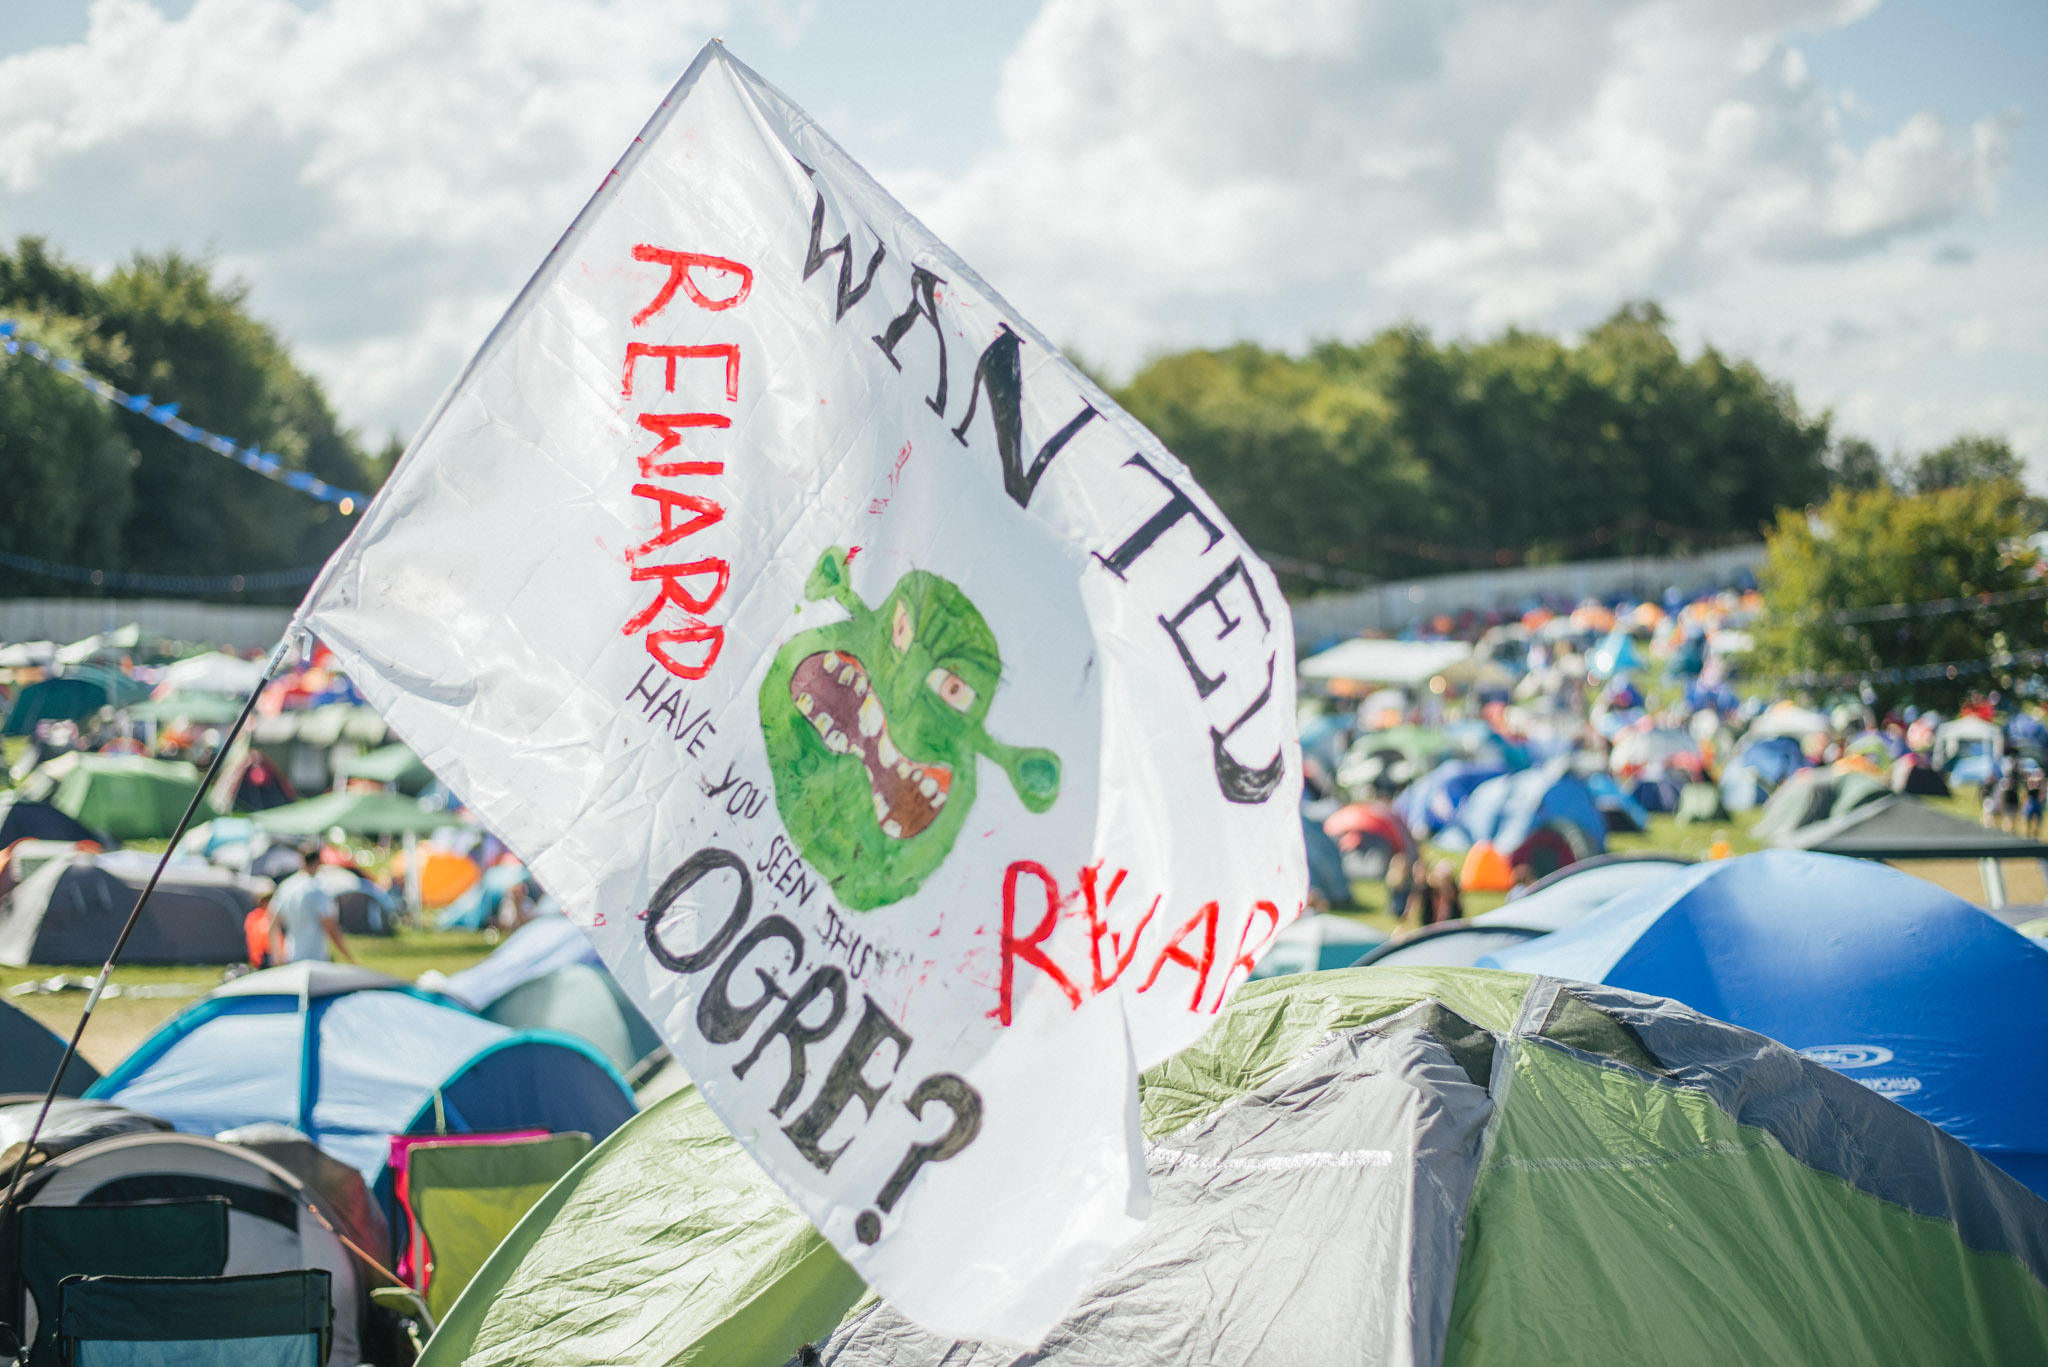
[0,237,2030,616]
[1111,302,2030,593]
[0,237,391,603]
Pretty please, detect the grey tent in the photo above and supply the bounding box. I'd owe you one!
[0,854,257,966]
[1782,794,2048,861]
[0,1121,369,1367]
[1751,769,1891,843]
[0,799,107,850]
[0,1000,97,1097]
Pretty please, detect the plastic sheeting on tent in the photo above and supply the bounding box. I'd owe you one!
[1246,914,1389,979]
[417,967,2048,1367]
[17,753,202,841]
[89,963,637,1188]
[0,853,256,966]
[1484,850,2048,1195]
[0,1124,371,1367]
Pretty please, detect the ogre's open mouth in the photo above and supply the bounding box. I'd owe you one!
[791,650,951,840]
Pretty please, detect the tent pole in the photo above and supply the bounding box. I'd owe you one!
[0,630,299,1230]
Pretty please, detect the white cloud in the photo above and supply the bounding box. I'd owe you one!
[899,0,2032,465]
[0,0,735,435]
[0,0,2035,479]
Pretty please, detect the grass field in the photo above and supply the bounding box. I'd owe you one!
[3,929,499,1074]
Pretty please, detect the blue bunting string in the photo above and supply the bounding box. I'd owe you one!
[0,321,365,511]
[0,549,321,594]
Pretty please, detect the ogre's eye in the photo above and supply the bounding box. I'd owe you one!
[927,667,976,713]
[892,600,913,652]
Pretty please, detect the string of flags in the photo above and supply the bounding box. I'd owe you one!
[0,548,321,595]
[1780,647,2048,691]
[1807,581,2048,627]
[0,321,365,512]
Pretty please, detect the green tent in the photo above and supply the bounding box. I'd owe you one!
[1674,780,1728,826]
[1751,768,1891,843]
[19,753,203,841]
[2,668,151,736]
[124,695,247,727]
[334,743,434,794]
[481,963,664,1075]
[251,790,457,838]
[418,966,2048,1366]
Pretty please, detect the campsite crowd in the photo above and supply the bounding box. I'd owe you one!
[3,590,2048,1361]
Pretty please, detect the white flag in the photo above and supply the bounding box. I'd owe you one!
[300,42,1304,1342]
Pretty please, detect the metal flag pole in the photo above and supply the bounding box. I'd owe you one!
[0,629,301,1228]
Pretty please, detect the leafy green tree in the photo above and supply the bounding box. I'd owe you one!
[0,315,137,595]
[1826,436,1893,492]
[0,237,381,600]
[1753,481,2043,711]
[1910,433,2024,493]
[1116,303,1833,589]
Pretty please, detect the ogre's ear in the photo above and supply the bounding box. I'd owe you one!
[987,742,1060,814]
[804,547,863,614]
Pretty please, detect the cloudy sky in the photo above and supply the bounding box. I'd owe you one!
[2,0,2040,473]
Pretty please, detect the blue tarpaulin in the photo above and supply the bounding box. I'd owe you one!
[1483,849,2048,1196]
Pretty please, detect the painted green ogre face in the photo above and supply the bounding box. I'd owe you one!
[759,547,1059,911]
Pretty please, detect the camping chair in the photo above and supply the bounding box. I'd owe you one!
[15,1198,230,1367]
[55,1269,331,1367]
[399,1132,591,1320]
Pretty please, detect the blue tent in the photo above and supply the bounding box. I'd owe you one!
[1625,769,1685,814]
[91,963,636,1186]
[1720,734,1808,811]
[1478,854,1695,933]
[1482,850,2048,1196]
[1394,760,1507,837]
[1583,772,1650,833]
[1301,813,1353,908]
[1587,629,1647,680]
[441,914,600,1010]
[1441,762,1606,862]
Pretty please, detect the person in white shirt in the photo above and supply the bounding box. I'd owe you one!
[267,848,356,965]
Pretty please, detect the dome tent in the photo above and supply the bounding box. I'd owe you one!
[0,997,98,1096]
[0,852,257,966]
[0,1120,371,1367]
[1484,850,2048,1195]
[415,967,2048,1367]
[1438,760,1606,874]
[90,963,636,1188]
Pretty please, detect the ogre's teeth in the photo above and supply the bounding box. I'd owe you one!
[873,791,889,821]
[881,819,903,839]
[919,775,938,798]
[855,675,869,697]
[931,790,946,809]
[858,694,884,738]
[796,692,814,717]
[877,734,900,767]
[896,760,912,779]
[826,729,853,755]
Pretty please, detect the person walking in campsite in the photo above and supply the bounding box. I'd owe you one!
[268,848,356,965]
[2026,764,2045,840]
